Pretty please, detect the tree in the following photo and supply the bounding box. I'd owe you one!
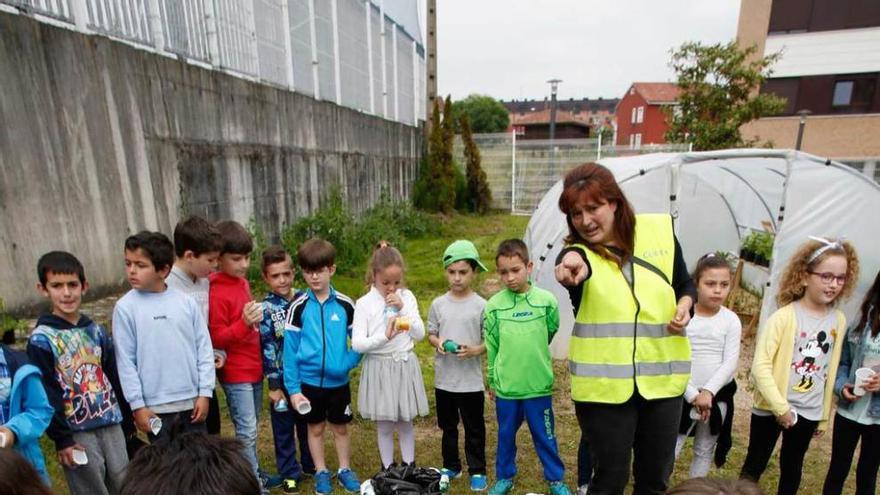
[413,96,457,213]
[460,115,493,213]
[451,94,510,134]
[666,41,786,151]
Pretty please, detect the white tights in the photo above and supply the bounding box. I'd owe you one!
[376,420,415,468]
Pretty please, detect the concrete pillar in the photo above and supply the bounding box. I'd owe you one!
[425,0,436,131]
[145,0,165,51]
[379,0,388,117]
[281,0,295,89]
[365,0,375,114]
[70,0,90,32]
[392,26,398,121]
[308,0,320,100]
[331,0,342,104]
[204,0,222,66]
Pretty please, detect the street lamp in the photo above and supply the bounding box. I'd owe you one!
[795,109,811,151]
[547,79,562,142]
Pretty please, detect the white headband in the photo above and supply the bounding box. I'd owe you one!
[807,236,845,264]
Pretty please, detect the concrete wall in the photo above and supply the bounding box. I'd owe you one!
[741,114,880,159]
[0,12,422,313]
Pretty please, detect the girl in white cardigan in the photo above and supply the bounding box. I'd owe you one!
[352,243,428,470]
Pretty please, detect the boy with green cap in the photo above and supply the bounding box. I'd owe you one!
[427,240,489,491]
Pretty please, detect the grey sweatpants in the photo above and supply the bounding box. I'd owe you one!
[63,424,128,495]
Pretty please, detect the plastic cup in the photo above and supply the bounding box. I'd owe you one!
[0,431,6,448]
[396,316,411,331]
[296,399,312,415]
[149,417,163,435]
[442,339,460,353]
[72,449,88,465]
[689,407,702,421]
[790,408,798,426]
[854,367,877,396]
[274,398,289,412]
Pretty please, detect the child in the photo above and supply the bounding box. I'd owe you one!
[484,239,570,495]
[740,237,859,495]
[0,343,53,484]
[352,243,428,471]
[113,232,215,446]
[0,448,54,495]
[259,245,315,493]
[118,432,260,495]
[207,220,266,489]
[823,268,880,495]
[426,240,488,491]
[28,251,129,495]
[674,254,741,478]
[165,215,223,436]
[284,238,362,494]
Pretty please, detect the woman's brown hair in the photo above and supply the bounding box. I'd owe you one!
[855,269,880,338]
[558,162,636,264]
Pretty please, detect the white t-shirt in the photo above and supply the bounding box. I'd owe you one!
[684,306,742,402]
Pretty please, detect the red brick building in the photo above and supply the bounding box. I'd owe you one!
[615,83,681,147]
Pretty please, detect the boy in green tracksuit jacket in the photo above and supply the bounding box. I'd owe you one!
[484,239,570,495]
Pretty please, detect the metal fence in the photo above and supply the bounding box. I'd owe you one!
[454,133,691,214]
[1,0,426,125]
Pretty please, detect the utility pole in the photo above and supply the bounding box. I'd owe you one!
[547,79,562,169]
[425,0,437,133]
[795,109,811,151]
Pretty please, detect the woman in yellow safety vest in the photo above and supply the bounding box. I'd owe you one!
[555,162,696,495]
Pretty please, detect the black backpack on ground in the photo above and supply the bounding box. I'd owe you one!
[371,464,445,495]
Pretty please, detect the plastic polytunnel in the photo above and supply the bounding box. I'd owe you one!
[524,149,880,359]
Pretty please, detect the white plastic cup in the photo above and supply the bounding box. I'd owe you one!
[149,416,163,436]
[72,448,88,466]
[790,408,798,426]
[296,399,312,415]
[854,367,877,396]
[689,407,702,421]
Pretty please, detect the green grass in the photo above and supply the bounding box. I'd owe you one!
[40,212,857,494]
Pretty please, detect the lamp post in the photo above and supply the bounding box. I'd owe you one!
[547,79,562,142]
[795,109,811,151]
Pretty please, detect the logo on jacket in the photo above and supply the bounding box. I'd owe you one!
[331,313,341,322]
[512,311,533,318]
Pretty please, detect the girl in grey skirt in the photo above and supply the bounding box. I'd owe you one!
[352,244,429,470]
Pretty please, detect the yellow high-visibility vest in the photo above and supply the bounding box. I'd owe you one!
[568,214,690,403]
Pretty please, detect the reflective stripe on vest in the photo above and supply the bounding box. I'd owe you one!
[568,213,691,404]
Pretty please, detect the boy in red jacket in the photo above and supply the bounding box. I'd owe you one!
[208,220,266,492]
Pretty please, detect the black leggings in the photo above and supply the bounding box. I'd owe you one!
[740,412,818,495]
[822,413,880,495]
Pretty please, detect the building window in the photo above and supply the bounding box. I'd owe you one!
[634,133,642,149]
[832,81,854,106]
[636,106,645,123]
[631,108,637,123]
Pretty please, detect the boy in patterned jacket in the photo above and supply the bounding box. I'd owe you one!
[260,245,315,494]
[27,251,129,495]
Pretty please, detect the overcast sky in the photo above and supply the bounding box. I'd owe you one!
[435,0,743,101]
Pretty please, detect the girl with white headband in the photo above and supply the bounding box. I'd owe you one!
[740,237,859,495]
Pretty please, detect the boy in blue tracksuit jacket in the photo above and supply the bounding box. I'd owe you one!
[259,245,315,493]
[0,343,54,484]
[283,238,362,495]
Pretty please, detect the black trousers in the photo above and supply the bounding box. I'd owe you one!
[435,389,486,475]
[575,394,681,495]
[206,391,221,435]
[822,412,880,495]
[740,412,818,495]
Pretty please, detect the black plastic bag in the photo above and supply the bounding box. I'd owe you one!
[372,464,444,495]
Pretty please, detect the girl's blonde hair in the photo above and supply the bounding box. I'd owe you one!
[776,238,859,307]
[364,240,406,287]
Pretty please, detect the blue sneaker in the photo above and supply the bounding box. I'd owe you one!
[470,474,488,491]
[549,481,573,495]
[337,468,360,493]
[314,470,332,495]
[259,471,283,489]
[440,468,462,479]
[488,478,514,495]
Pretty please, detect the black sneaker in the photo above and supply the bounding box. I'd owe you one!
[281,478,300,494]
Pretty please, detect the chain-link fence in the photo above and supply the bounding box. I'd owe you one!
[454,133,691,214]
[1,0,425,125]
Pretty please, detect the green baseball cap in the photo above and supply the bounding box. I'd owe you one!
[443,240,488,272]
